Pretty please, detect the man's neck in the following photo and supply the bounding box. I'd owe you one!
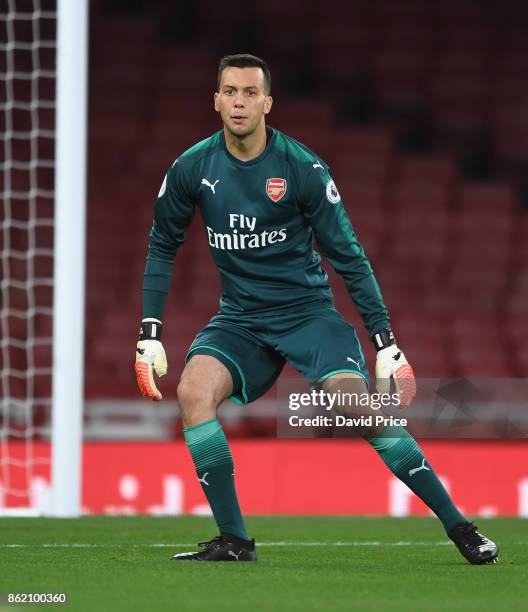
[224,122,268,162]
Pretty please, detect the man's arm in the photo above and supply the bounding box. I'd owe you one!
[136,160,196,400]
[301,166,389,337]
[143,160,196,320]
[301,165,416,405]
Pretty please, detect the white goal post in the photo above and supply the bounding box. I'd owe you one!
[0,0,88,516]
[50,0,88,517]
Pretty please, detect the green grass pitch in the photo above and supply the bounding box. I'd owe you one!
[0,516,526,611]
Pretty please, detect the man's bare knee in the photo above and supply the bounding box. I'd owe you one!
[322,373,384,439]
[177,379,213,410]
[177,355,233,428]
[322,372,368,416]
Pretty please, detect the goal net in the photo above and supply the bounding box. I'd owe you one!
[0,0,87,516]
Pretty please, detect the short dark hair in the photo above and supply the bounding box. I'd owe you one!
[217,53,271,95]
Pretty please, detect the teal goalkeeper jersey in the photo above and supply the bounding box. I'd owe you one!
[143,126,390,336]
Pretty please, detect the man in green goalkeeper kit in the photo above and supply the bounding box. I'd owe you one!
[135,54,498,564]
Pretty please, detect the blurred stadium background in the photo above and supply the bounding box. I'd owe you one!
[1,0,528,515]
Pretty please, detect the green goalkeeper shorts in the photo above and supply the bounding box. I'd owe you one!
[185,300,369,405]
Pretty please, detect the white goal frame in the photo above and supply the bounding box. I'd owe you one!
[0,0,87,517]
[50,0,88,517]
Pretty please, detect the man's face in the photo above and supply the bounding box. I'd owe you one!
[214,67,272,138]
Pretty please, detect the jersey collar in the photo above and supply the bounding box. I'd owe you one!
[220,126,277,167]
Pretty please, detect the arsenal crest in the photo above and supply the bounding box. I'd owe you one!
[266,178,287,203]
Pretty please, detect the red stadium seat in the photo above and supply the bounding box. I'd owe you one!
[389,180,451,211]
[429,75,489,131]
[514,347,528,377]
[454,343,514,377]
[452,209,516,239]
[457,183,518,213]
[403,348,454,378]
[337,180,385,215]
[271,99,335,130]
[493,99,528,162]
[335,127,393,156]
[393,206,449,235]
[450,232,512,265]
[396,156,456,187]
[390,235,448,266]
[372,50,426,105]
[333,128,393,183]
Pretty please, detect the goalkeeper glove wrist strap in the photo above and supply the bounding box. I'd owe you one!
[372,327,395,351]
[139,318,162,341]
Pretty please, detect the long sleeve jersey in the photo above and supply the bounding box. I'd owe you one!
[143,126,390,336]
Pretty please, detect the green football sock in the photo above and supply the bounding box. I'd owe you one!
[369,426,466,533]
[184,418,249,541]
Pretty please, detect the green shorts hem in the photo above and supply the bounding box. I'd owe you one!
[185,344,249,404]
[317,368,370,386]
[228,395,246,405]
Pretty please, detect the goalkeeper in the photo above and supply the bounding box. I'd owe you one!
[135,54,498,564]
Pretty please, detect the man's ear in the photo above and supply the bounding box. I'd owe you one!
[263,95,273,115]
[214,92,220,112]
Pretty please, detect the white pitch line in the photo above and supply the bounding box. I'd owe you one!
[0,541,457,548]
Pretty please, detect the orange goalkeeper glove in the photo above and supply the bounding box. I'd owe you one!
[373,328,416,408]
[135,318,167,401]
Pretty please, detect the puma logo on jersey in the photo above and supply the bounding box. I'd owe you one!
[201,178,220,194]
[312,161,323,169]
